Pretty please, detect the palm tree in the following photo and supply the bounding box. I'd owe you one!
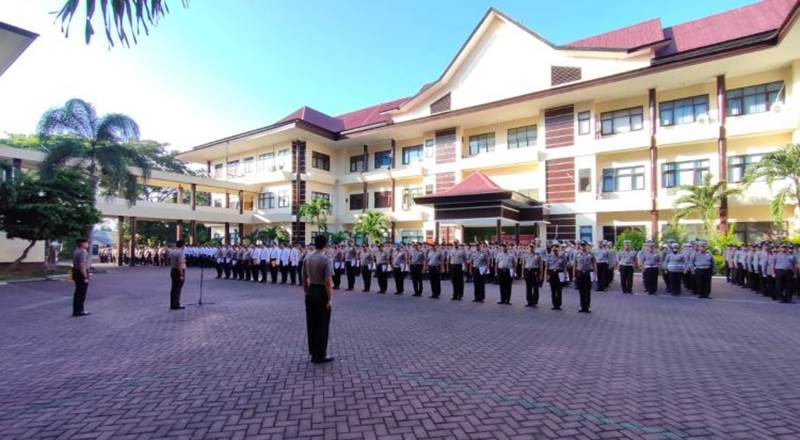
[353,210,391,244]
[741,143,800,229]
[672,173,741,239]
[297,197,332,234]
[56,0,189,47]
[37,99,152,205]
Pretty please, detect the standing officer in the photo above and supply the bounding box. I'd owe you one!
[409,243,425,296]
[544,242,567,311]
[169,240,186,310]
[331,245,344,289]
[496,244,515,305]
[617,240,637,294]
[664,243,686,296]
[427,244,444,299]
[449,243,466,300]
[573,241,597,313]
[523,243,544,308]
[344,241,357,291]
[71,238,91,317]
[214,245,224,279]
[471,244,488,303]
[392,244,407,295]
[691,241,714,299]
[594,241,610,292]
[774,244,797,303]
[637,240,660,295]
[375,243,390,293]
[302,234,334,364]
[359,244,374,292]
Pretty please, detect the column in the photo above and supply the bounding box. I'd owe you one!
[391,221,396,242]
[514,223,520,245]
[435,221,440,244]
[391,178,396,213]
[190,220,197,245]
[190,183,197,211]
[11,158,21,181]
[176,220,184,241]
[206,161,211,174]
[177,186,184,204]
[116,216,124,266]
[717,75,729,234]
[648,88,659,240]
[128,217,137,266]
[238,223,245,244]
[224,222,230,245]
[362,181,368,213]
[225,192,230,209]
[495,219,502,244]
[238,190,244,215]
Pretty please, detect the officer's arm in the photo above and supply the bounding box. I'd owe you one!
[325,265,333,309]
[302,262,309,293]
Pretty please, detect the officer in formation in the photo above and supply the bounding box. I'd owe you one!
[71,238,92,317]
[203,243,307,286]
[302,234,334,364]
[572,241,597,313]
[726,242,799,303]
[617,240,637,294]
[168,240,186,310]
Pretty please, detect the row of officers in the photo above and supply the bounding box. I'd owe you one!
[724,242,800,303]
[176,236,794,314]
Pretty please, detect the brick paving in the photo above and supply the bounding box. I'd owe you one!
[1,268,799,440]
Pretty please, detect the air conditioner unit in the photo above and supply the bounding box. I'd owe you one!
[696,114,710,124]
[771,103,783,113]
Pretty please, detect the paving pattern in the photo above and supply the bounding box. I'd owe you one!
[0,267,799,440]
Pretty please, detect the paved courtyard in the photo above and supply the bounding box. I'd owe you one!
[1,267,799,440]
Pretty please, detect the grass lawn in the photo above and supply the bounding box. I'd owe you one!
[0,265,70,282]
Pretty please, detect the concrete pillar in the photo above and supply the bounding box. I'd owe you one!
[225,192,230,209]
[177,186,184,204]
[717,75,729,235]
[129,217,137,266]
[238,223,245,244]
[176,220,184,241]
[496,219,502,244]
[224,222,230,245]
[190,183,197,210]
[190,220,197,245]
[435,221,440,244]
[238,190,244,214]
[117,216,124,266]
[514,223,520,245]
[391,221,396,243]
[648,88,659,241]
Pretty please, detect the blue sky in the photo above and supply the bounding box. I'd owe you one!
[0,0,754,151]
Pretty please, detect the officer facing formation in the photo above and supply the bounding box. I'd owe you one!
[71,238,91,317]
[168,240,186,310]
[302,234,334,364]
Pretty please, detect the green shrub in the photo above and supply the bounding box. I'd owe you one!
[613,228,646,251]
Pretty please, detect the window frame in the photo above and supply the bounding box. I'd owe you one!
[276,149,290,170]
[243,157,254,174]
[728,154,763,183]
[601,166,645,192]
[373,190,392,209]
[659,95,709,127]
[507,125,537,149]
[226,160,240,177]
[402,145,423,165]
[277,190,290,208]
[402,187,423,211]
[727,81,784,117]
[577,111,591,135]
[258,191,275,209]
[374,150,392,169]
[578,168,592,193]
[468,132,495,156]
[661,159,710,188]
[350,155,366,173]
[311,151,330,171]
[400,230,424,244]
[599,107,644,136]
[424,139,434,158]
[349,193,365,211]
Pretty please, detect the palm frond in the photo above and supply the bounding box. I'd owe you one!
[38,139,88,180]
[96,113,140,144]
[769,188,788,227]
[37,99,97,139]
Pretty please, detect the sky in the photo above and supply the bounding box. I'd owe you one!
[0,0,755,153]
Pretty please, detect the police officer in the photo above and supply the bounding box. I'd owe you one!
[691,241,714,299]
[331,245,344,289]
[544,243,567,311]
[573,241,597,313]
[471,244,488,303]
[774,244,797,303]
[302,234,334,364]
[594,241,611,292]
[375,243,390,293]
[359,244,374,292]
[392,245,407,295]
[637,240,660,295]
[344,241,357,291]
[214,245,224,279]
[169,240,186,310]
[664,243,686,296]
[427,244,443,299]
[409,243,425,296]
[449,243,466,300]
[617,240,637,294]
[71,238,91,317]
[523,243,544,308]
[496,244,515,305]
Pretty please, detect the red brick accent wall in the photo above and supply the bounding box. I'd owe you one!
[436,172,456,193]
[435,128,456,164]
[546,158,575,203]
[544,105,574,148]
[546,213,576,241]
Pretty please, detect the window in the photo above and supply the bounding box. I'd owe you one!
[727,81,784,116]
[374,191,392,209]
[603,225,645,243]
[258,192,275,209]
[213,163,223,177]
[507,125,537,149]
[402,145,423,165]
[578,168,592,193]
[662,159,710,188]
[243,157,254,174]
[401,230,424,244]
[226,160,240,177]
[600,107,643,136]
[579,225,593,243]
[424,139,434,158]
[277,191,290,208]
[602,166,645,192]
[468,133,495,156]
[349,193,365,210]
[311,151,330,171]
[425,184,434,195]
[728,154,763,183]
[660,95,709,126]
[311,191,331,212]
[402,187,423,210]
[577,111,591,135]
[374,150,392,169]
[350,155,366,173]
[276,149,290,170]
[258,153,274,171]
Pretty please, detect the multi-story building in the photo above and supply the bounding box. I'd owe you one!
[177,0,800,245]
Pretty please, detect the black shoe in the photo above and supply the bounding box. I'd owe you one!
[72,311,91,317]
[311,356,335,364]
[497,301,504,304]
[361,289,369,293]
[551,307,561,311]
[451,297,459,301]
[430,296,439,299]
[525,304,537,308]
[579,309,591,313]
[472,299,482,303]
[170,305,186,310]
[395,292,403,295]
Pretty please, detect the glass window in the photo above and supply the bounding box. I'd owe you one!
[374,191,392,209]
[579,225,593,243]
[424,139,434,158]
[311,151,330,171]
[350,155,366,173]
[468,133,495,156]
[602,166,645,192]
[258,192,275,209]
[226,160,240,177]
[507,125,537,149]
[277,191,290,208]
[311,191,331,212]
[276,149,290,170]
[349,193,365,210]
[402,145,423,164]
[661,159,709,188]
[374,150,392,169]
[728,154,763,183]
[727,81,784,116]
[402,187,423,210]
[600,107,643,136]
[425,184,434,195]
[213,163,223,177]
[578,168,592,193]
[400,230,424,244]
[258,153,274,171]
[577,111,591,135]
[659,95,709,126]
[243,157,254,174]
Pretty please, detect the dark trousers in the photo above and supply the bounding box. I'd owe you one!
[619,265,634,293]
[725,265,731,282]
[345,262,356,290]
[576,271,592,311]
[451,264,464,299]
[643,267,658,294]
[361,266,372,291]
[260,261,268,283]
[170,269,183,308]
[270,261,279,283]
[775,269,793,302]
[695,268,712,298]
[333,266,343,289]
[223,262,231,279]
[548,270,563,309]
[280,264,288,283]
[289,265,297,285]
[498,268,512,303]
[683,271,694,293]
[215,262,223,278]
[524,269,540,306]
[596,263,609,291]
[243,261,251,281]
[305,285,331,360]
[429,266,441,297]
[297,262,304,285]
[668,271,682,295]
[736,264,746,286]
[72,270,88,316]
[472,268,485,301]
[662,269,669,291]
[411,264,423,295]
[393,268,405,294]
[251,262,260,282]
[376,264,388,293]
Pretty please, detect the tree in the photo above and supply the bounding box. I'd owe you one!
[613,228,646,251]
[672,173,741,239]
[0,168,100,270]
[329,230,350,245]
[741,143,800,230]
[297,197,332,234]
[660,221,690,245]
[353,210,390,244]
[37,99,153,206]
[56,0,189,47]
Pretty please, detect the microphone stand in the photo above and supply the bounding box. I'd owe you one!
[191,257,216,306]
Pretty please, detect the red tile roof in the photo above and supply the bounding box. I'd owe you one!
[430,172,505,197]
[335,97,411,131]
[565,18,664,50]
[277,106,344,133]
